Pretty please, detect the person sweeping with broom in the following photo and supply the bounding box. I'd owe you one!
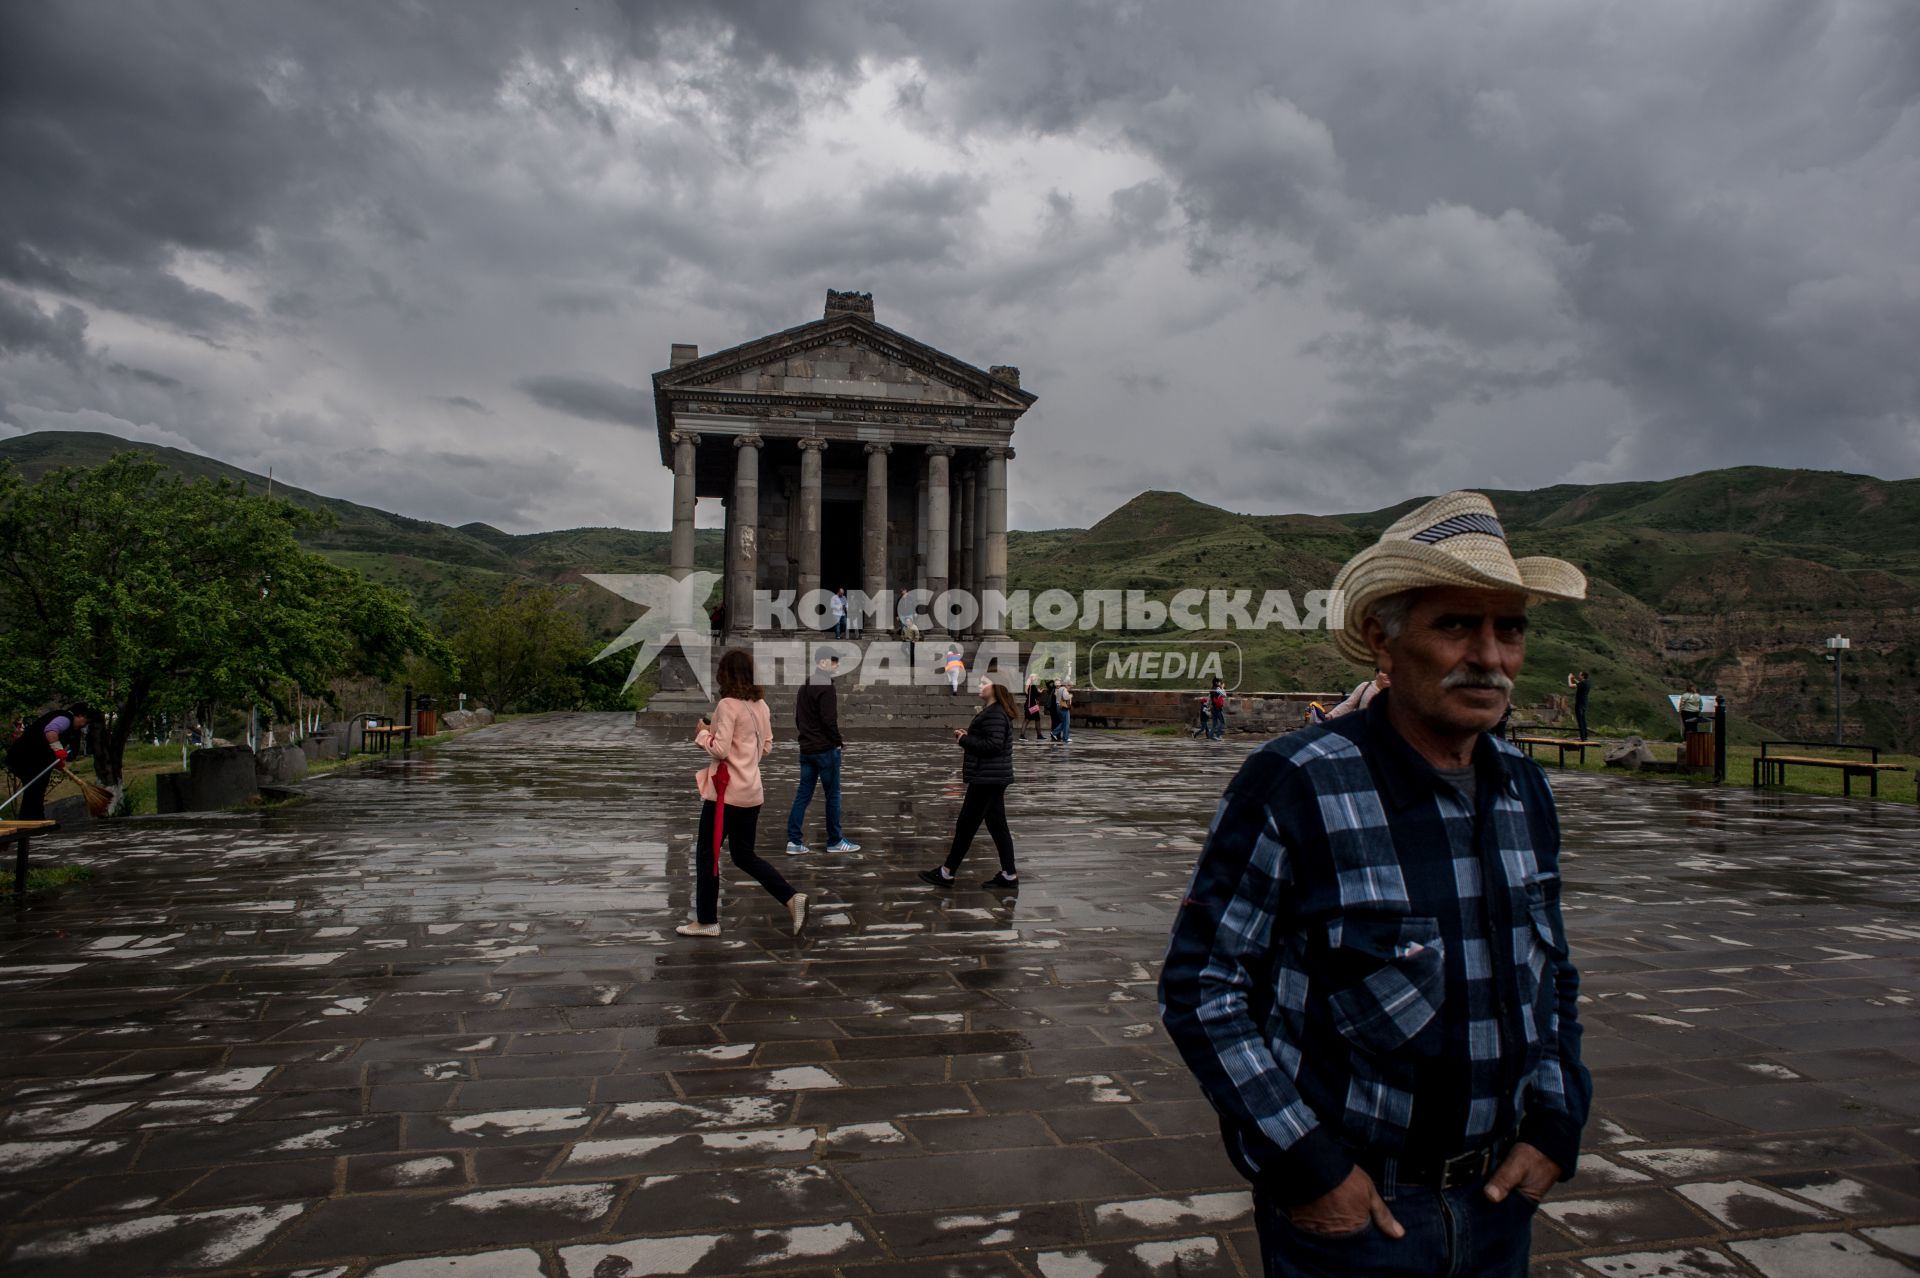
[677,650,807,939]
[3,706,97,822]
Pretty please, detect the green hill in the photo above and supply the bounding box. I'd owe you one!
[0,432,722,631]
[5,432,1915,748]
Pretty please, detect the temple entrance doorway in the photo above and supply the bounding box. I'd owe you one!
[820,499,863,601]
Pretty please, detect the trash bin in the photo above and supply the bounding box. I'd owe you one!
[415,695,437,738]
[1684,721,1713,768]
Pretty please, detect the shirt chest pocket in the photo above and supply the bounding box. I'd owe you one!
[1323,914,1446,1058]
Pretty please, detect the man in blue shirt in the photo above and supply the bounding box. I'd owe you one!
[1160,491,1591,1277]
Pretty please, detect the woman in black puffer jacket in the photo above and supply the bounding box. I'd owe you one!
[918,676,1021,890]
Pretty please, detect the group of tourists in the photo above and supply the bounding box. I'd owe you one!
[678,641,1023,938]
[1020,672,1073,741]
[680,490,1590,1276]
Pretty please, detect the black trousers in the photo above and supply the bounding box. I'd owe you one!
[4,751,53,822]
[695,801,795,925]
[943,783,1016,875]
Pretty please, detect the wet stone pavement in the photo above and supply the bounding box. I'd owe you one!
[1,713,1918,1278]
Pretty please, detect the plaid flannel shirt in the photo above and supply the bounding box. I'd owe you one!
[1159,693,1590,1206]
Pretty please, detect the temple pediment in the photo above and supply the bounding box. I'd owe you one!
[653,303,1035,415]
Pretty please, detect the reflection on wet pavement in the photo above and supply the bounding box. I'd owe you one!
[1,714,1917,1276]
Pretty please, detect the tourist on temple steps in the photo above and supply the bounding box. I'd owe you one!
[786,648,859,856]
[678,649,806,938]
[1160,491,1590,1278]
[830,586,849,639]
[3,705,95,822]
[942,643,967,694]
[918,675,1020,890]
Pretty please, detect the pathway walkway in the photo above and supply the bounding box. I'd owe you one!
[2,714,1917,1276]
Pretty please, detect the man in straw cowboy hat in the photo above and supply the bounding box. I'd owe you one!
[1160,491,1590,1277]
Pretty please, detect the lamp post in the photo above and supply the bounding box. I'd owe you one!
[1826,635,1849,744]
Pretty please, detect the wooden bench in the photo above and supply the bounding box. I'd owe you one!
[1,820,59,901]
[362,724,414,756]
[1512,735,1604,766]
[1753,740,1904,797]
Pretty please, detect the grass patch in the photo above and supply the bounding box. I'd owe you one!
[1527,738,1918,804]
[0,863,93,900]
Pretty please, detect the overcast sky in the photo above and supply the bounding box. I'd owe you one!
[2,1,1916,533]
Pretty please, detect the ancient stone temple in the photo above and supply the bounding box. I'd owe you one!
[652,290,1036,638]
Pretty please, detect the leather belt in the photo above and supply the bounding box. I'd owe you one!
[1361,1140,1508,1190]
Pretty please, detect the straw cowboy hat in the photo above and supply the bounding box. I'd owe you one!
[1329,490,1587,665]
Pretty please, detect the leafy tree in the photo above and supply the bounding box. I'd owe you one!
[446,581,597,713]
[0,453,443,793]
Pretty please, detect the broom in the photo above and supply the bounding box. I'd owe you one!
[52,767,115,817]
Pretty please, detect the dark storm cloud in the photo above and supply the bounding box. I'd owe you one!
[518,374,653,427]
[0,0,1913,530]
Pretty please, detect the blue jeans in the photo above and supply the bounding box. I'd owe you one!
[1207,704,1225,739]
[787,748,843,845]
[1052,709,1071,742]
[1254,1179,1535,1277]
[833,616,847,639]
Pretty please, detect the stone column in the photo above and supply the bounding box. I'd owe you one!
[915,465,929,594]
[948,475,964,614]
[983,446,1011,636]
[958,462,976,636]
[669,430,700,581]
[796,437,826,620]
[863,441,890,629]
[925,445,952,630]
[727,433,762,639]
[971,462,988,608]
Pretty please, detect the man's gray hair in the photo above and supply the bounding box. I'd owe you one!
[1366,591,1418,642]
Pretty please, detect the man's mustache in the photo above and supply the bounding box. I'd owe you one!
[1441,668,1515,693]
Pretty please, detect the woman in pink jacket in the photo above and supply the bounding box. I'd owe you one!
[678,649,808,938]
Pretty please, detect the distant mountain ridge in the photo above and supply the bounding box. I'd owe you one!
[5,430,1916,747]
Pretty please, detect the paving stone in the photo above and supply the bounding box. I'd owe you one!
[265,1182,617,1262]
[612,1165,860,1232]
[1578,1248,1749,1278]
[4,715,1919,1274]
[360,1250,547,1277]
[555,1222,882,1275]
[869,1203,1086,1257]
[1539,1187,1716,1245]
[840,1147,1153,1213]
[1031,1235,1238,1277]
[6,1202,309,1277]
[1729,1230,1919,1276]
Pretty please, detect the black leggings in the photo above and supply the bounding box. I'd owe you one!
[943,783,1016,876]
[5,753,53,822]
[695,801,795,925]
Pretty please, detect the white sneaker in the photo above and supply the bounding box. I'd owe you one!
[675,921,720,937]
[787,892,809,935]
[784,841,809,855]
[826,839,860,853]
